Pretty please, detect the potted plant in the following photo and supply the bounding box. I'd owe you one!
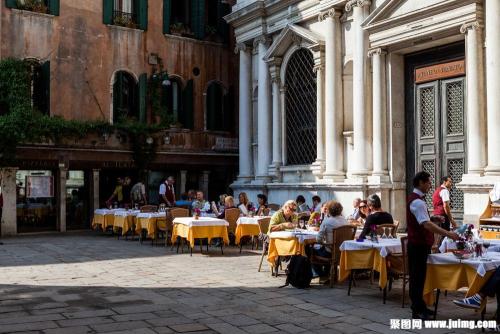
[170,22,185,36]
[193,208,201,220]
[16,0,48,13]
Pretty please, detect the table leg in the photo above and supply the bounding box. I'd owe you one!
[434,289,440,320]
[348,272,353,296]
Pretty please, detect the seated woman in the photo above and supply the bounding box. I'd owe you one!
[256,194,268,216]
[358,194,393,239]
[296,195,310,213]
[238,192,252,216]
[213,196,237,219]
[350,200,369,227]
[268,200,298,233]
[312,200,349,277]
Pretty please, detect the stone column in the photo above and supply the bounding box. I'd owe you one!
[255,36,272,183]
[200,171,210,197]
[460,22,487,175]
[0,168,18,236]
[268,59,282,180]
[92,169,100,212]
[312,48,325,178]
[485,0,500,175]
[235,43,254,182]
[346,0,371,178]
[321,9,344,181]
[58,166,67,232]
[368,48,389,179]
[179,170,187,194]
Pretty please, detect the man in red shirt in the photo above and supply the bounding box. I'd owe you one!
[432,176,456,231]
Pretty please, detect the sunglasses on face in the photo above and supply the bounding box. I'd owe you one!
[359,205,367,208]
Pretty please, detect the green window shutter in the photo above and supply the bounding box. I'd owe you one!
[137,0,148,30]
[163,0,171,34]
[217,1,230,43]
[41,61,51,115]
[103,0,113,25]
[5,0,16,9]
[138,73,147,123]
[191,0,205,40]
[48,0,59,16]
[181,80,194,129]
[113,72,122,122]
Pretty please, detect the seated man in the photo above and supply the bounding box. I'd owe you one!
[358,194,394,240]
[191,190,210,212]
[268,200,298,233]
[295,195,310,213]
[312,200,349,277]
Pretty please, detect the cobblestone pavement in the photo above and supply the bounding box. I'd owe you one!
[0,232,494,333]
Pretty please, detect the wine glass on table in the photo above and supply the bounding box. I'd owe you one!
[298,219,305,230]
[381,227,387,239]
[483,240,491,260]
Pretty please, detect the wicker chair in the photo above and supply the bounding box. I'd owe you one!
[310,225,356,287]
[169,208,190,252]
[384,237,409,307]
[140,205,158,213]
[156,207,187,247]
[392,220,400,237]
[224,208,240,235]
[268,203,280,211]
[257,217,272,272]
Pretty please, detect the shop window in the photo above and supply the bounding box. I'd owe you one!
[113,71,138,123]
[5,0,60,15]
[25,58,50,115]
[103,0,148,30]
[206,81,232,132]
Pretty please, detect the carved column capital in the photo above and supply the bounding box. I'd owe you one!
[318,8,341,22]
[234,42,249,54]
[460,21,482,34]
[253,35,272,48]
[345,0,371,12]
[367,48,387,58]
[313,64,325,74]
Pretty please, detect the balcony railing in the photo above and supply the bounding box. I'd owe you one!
[112,10,137,29]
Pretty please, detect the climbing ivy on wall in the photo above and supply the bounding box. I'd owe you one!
[0,58,159,170]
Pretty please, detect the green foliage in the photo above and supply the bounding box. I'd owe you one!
[0,58,160,170]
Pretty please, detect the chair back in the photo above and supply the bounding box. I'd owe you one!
[170,207,190,218]
[268,203,280,211]
[376,223,397,237]
[331,225,356,264]
[140,205,158,213]
[392,220,400,237]
[263,208,271,216]
[258,217,271,235]
[224,208,240,234]
[401,236,409,275]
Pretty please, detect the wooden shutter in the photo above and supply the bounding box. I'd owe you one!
[41,61,51,115]
[217,1,230,43]
[136,0,148,30]
[48,0,59,16]
[103,0,113,25]
[190,0,205,40]
[113,73,122,122]
[5,0,16,9]
[181,80,194,129]
[138,73,147,123]
[163,0,171,34]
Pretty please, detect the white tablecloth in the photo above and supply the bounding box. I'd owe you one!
[428,252,500,277]
[340,239,402,258]
[95,208,125,215]
[439,237,500,253]
[269,230,319,244]
[136,212,165,219]
[236,216,271,226]
[114,210,140,217]
[173,217,229,227]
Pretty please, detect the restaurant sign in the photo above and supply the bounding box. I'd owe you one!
[415,60,465,84]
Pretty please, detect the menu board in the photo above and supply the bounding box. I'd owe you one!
[26,176,54,198]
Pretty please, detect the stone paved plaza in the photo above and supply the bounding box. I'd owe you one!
[0,232,493,333]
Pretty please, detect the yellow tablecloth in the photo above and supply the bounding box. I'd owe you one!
[135,217,166,239]
[423,263,494,306]
[267,238,306,266]
[92,214,115,230]
[235,224,261,245]
[338,249,388,289]
[113,215,136,236]
[171,224,229,248]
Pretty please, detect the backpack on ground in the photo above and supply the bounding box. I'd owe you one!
[281,255,312,289]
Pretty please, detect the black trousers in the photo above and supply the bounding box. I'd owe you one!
[408,243,431,313]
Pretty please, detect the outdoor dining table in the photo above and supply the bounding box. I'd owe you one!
[92,209,124,230]
[339,238,402,290]
[235,216,270,245]
[135,212,167,240]
[423,251,500,318]
[171,217,229,255]
[113,210,140,236]
[267,230,319,274]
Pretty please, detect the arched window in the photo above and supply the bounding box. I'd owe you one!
[161,77,183,123]
[25,58,50,115]
[206,81,227,131]
[285,48,317,165]
[113,71,138,122]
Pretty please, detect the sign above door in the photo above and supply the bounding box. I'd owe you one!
[415,60,465,84]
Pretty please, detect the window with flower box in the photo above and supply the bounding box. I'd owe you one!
[103,0,148,30]
[5,0,59,16]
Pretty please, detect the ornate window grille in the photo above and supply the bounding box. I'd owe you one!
[285,48,317,165]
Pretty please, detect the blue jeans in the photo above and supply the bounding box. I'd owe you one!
[311,247,331,277]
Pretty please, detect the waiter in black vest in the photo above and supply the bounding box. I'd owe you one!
[407,171,459,319]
